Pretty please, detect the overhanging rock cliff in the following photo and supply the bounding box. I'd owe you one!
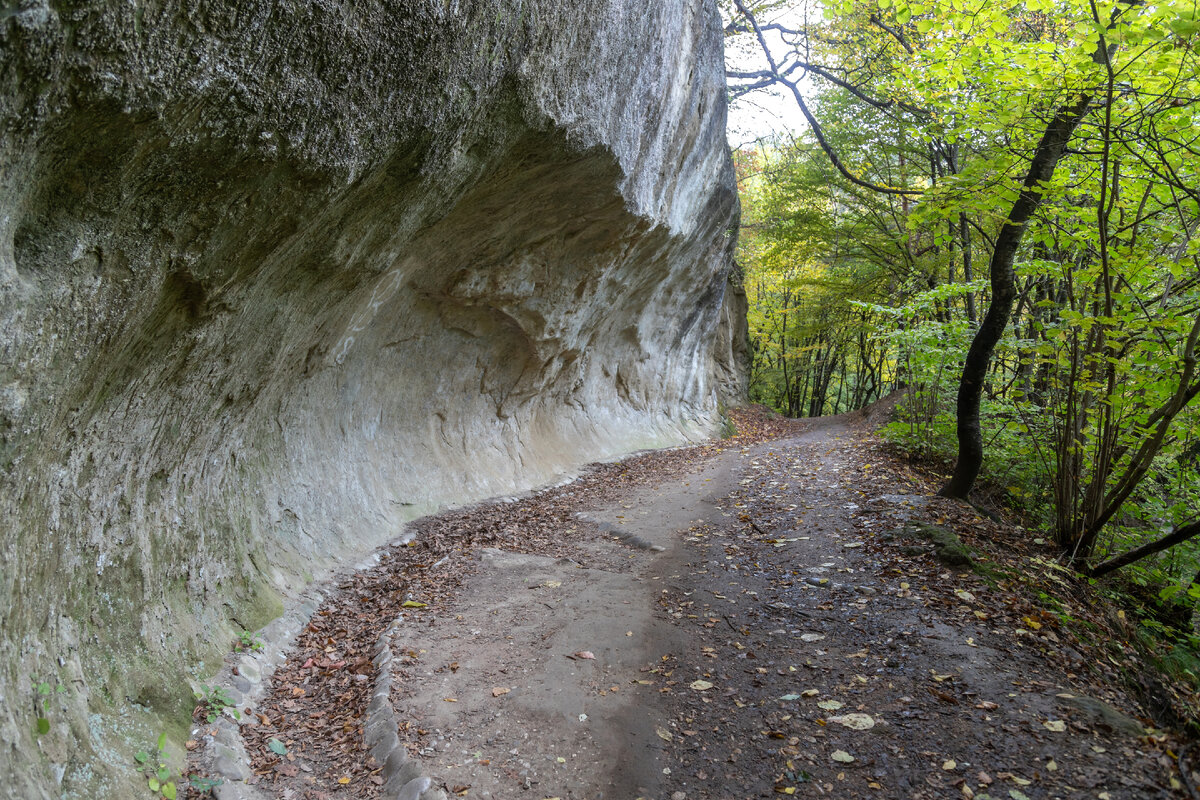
[0,0,744,794]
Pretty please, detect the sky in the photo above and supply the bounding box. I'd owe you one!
[723,1,819,149]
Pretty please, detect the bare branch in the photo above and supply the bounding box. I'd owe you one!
[731,0,923,197]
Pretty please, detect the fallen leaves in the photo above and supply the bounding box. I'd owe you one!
[1042,719,1066,732]
[830,750,855,763]
[828,713,875,730]
[491,687,510,697]
[690,680,714,691]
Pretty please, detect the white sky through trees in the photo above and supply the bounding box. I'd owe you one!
[723,1,818,146]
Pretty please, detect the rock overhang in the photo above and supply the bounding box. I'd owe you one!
[0,1,745,795]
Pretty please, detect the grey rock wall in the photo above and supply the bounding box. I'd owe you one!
[0,0,742,795]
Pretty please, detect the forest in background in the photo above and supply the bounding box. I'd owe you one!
[723,0,1200,689]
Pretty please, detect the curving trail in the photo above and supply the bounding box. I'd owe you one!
[188,408,1189,800]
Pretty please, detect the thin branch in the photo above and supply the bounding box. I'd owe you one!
[1086,519,1200,577]
[732,0,922,197]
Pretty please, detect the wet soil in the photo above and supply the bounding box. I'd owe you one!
[200,408,1196,799]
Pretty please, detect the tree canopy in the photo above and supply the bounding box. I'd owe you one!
[725,0,1200,591]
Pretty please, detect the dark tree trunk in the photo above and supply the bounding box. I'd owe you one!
[1086,520,1200,578]
[940,92,1094,499]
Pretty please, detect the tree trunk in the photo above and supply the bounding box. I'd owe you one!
[1086,520,1200,578]
[939,92,1094,499]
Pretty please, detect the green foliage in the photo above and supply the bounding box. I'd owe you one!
[728,0,1200,580]
[134,733,181,800]
[193,684,240,724]
[32,678,67,737]
[234,630,264,653]
[135,732,225,797]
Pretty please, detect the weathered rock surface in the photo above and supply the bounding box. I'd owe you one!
[0,0,742,795]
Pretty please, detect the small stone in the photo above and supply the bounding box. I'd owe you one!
[231,675,252,693]
[384,760,425,796]
[382,748,412,782]
[214,724,240,749]
[367,693,390,718]
[237,658,261,682]
[397,777,432,800]
[214,750,251,781]
[369,730,399,765]
[673,793,687,800]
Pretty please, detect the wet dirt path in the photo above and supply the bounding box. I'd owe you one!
[380,415,1183,799]
[203,410,1189,800]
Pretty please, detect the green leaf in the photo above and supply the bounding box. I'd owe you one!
[135,751,150,764]
[268,738,288,755]
[156,766,170,781]
[896,5,912,24]
[917,18,934,33]
[37,682,51,696]
[157,732,168,752]
[148,777,161,792]
[36,718,50,736]
[401,600,427,608]
[161,782,177,800]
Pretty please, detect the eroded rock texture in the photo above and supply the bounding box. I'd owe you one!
[0,0,742,794]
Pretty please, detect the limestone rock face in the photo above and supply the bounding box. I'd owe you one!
[0,0,741,794]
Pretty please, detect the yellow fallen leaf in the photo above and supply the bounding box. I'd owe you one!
[829,713,874,730]
[492,687,510,697]
[774,788,796,795]
[801,689,819,697]
[831,750,855,763]
[954,590,975,603]
[402,600,427,608]
[337,777,351,785]
[943,759,957,770]
[655,727,673,742]
[817,700,844,711]
[1043,720,1066,732]
[690,680,714,691]
[1022,616,1042,630]
[444,697,458,703]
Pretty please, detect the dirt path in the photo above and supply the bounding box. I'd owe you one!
[197,410,1192,799]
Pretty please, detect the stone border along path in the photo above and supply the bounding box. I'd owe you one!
[186,435,765,799]
[195,546,446,800]
[190,462,635,799]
